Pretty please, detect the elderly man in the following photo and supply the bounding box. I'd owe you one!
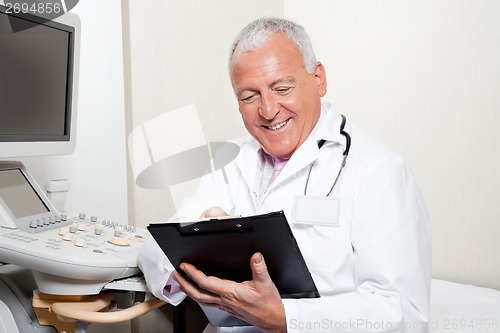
[139,17,431,333]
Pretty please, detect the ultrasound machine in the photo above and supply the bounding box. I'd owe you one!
[0,5,164,333]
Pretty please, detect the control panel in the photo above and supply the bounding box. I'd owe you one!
[0,212,149,295]
[0,161,150,295]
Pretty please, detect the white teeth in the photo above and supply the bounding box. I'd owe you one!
[269,120,288,130]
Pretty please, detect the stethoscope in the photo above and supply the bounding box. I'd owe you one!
[303,114,351,196]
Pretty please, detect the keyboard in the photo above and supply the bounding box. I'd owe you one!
[104,274,148,292]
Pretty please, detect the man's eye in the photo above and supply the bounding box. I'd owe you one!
[241,94,258,103]
[275,87,292,95]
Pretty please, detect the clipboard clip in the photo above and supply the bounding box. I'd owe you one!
[177,219,253,235]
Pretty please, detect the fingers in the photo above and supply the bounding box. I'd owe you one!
[172,268,217,305]
[173,254,284,330]
[177,253,272,299]
[200,206,229,218]
[173,263,229,305]
[183,263,235,295]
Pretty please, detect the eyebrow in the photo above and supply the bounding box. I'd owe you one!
[270,76,296,87]
[236,76,296,96]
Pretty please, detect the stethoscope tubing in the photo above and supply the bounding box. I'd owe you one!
[303,114,351,197]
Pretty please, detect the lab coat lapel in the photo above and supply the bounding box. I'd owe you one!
[232,137,319,208]
[234,139,261,208]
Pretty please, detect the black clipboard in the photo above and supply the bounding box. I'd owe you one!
[147,211,319,326]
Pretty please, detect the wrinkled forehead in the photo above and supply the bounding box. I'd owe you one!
[230,33,304,81]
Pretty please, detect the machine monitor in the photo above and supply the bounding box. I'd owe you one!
[0,161,60,232]
[0,4,80,157]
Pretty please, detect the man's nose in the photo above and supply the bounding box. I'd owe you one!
[259,93,280,120]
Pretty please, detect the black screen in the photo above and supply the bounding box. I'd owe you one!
[0,6,74,142]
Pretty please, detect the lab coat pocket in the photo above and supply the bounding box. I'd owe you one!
[293,196,346,273]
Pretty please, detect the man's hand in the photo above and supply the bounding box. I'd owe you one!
[172,252,287,333]
[199,206,229,218]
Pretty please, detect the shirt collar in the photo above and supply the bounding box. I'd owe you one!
[258,148,289,166]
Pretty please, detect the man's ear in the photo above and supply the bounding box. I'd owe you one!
[314,62,328,97]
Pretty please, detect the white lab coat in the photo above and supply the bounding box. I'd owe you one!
[138,101,432,333]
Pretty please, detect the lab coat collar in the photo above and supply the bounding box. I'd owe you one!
[310,100,343,145]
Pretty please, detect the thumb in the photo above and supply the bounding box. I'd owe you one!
[250,252,271,282]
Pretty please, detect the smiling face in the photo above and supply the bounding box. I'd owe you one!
[230,32,327,159]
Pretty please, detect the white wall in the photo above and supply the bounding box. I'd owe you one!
[15,0,128,224]
[285,0,500,290]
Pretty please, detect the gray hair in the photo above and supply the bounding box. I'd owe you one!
[229,17,317,74]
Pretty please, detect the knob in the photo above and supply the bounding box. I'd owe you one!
[74,238,86,247]
[78,213,86,220]
[108,237,129,247]
[63,233,73,241]
[94,225,103,235]
[90,216,98,223]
